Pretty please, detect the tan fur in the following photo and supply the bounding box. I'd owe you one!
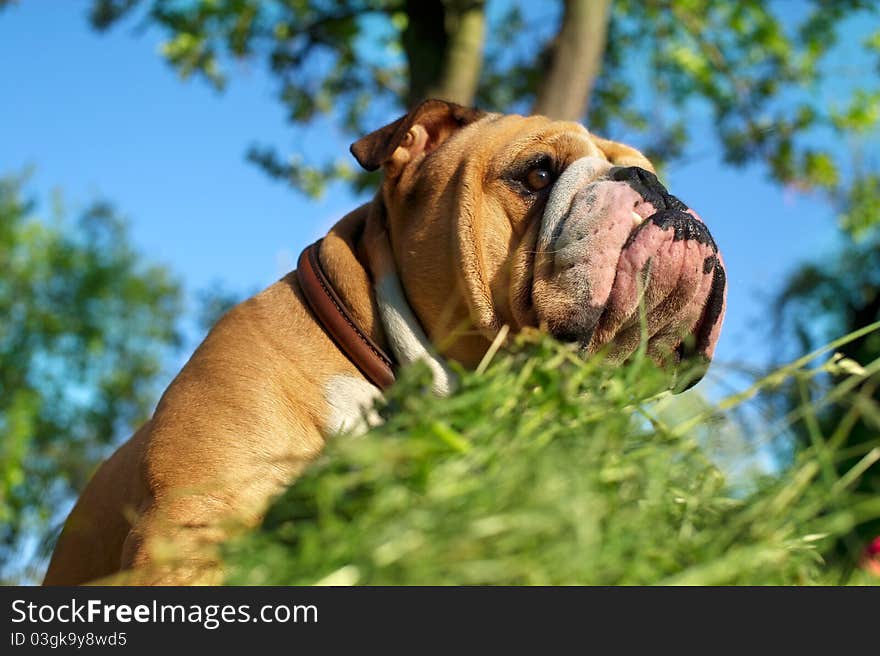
[43,106,652,585]
[379,113,653,366]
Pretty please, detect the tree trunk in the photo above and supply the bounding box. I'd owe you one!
[532,0,612,121]
[402,0,486,107]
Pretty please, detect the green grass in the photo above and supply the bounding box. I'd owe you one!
[223,330,880,585]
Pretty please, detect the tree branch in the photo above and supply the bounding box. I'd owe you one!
[532,0,611,121]
[433,0,485,105]
[403,0,486,107]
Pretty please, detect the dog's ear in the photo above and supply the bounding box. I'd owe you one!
[350,99,486,172]
[590,134,656,173]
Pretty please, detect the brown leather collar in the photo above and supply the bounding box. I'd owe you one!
[296,239,396,390]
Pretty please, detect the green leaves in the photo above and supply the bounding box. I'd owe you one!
[159,32,225,88]
[839,174,880,238]
[831,89,880,134]
[0,174,182,582]
[86,1,879,211]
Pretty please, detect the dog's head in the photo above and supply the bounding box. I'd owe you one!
[351,100,726,384]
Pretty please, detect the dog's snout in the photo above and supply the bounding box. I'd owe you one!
[610,165,667,195]
[610,166,687,213]
[610,165,658,186]
[641,209,718,250]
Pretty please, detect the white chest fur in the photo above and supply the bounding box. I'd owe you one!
[375,274,454,396]
[322,374,383,437]
[321,269,454,438]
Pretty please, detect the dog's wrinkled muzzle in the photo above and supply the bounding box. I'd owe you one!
[534,159,727,385]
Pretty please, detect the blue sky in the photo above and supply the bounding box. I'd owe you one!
[0,1,856,398]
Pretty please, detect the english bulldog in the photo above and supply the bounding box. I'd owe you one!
[43,100,726,585]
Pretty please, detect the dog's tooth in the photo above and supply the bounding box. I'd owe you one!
[631,210,643,226]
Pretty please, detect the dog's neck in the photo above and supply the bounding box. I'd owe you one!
[316,204,387,350]
[317,201,454,395]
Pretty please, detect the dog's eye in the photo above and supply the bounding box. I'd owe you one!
[525,166,553,191]
[505,154,556,196]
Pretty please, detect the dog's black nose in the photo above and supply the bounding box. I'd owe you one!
[610,166,687,212]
